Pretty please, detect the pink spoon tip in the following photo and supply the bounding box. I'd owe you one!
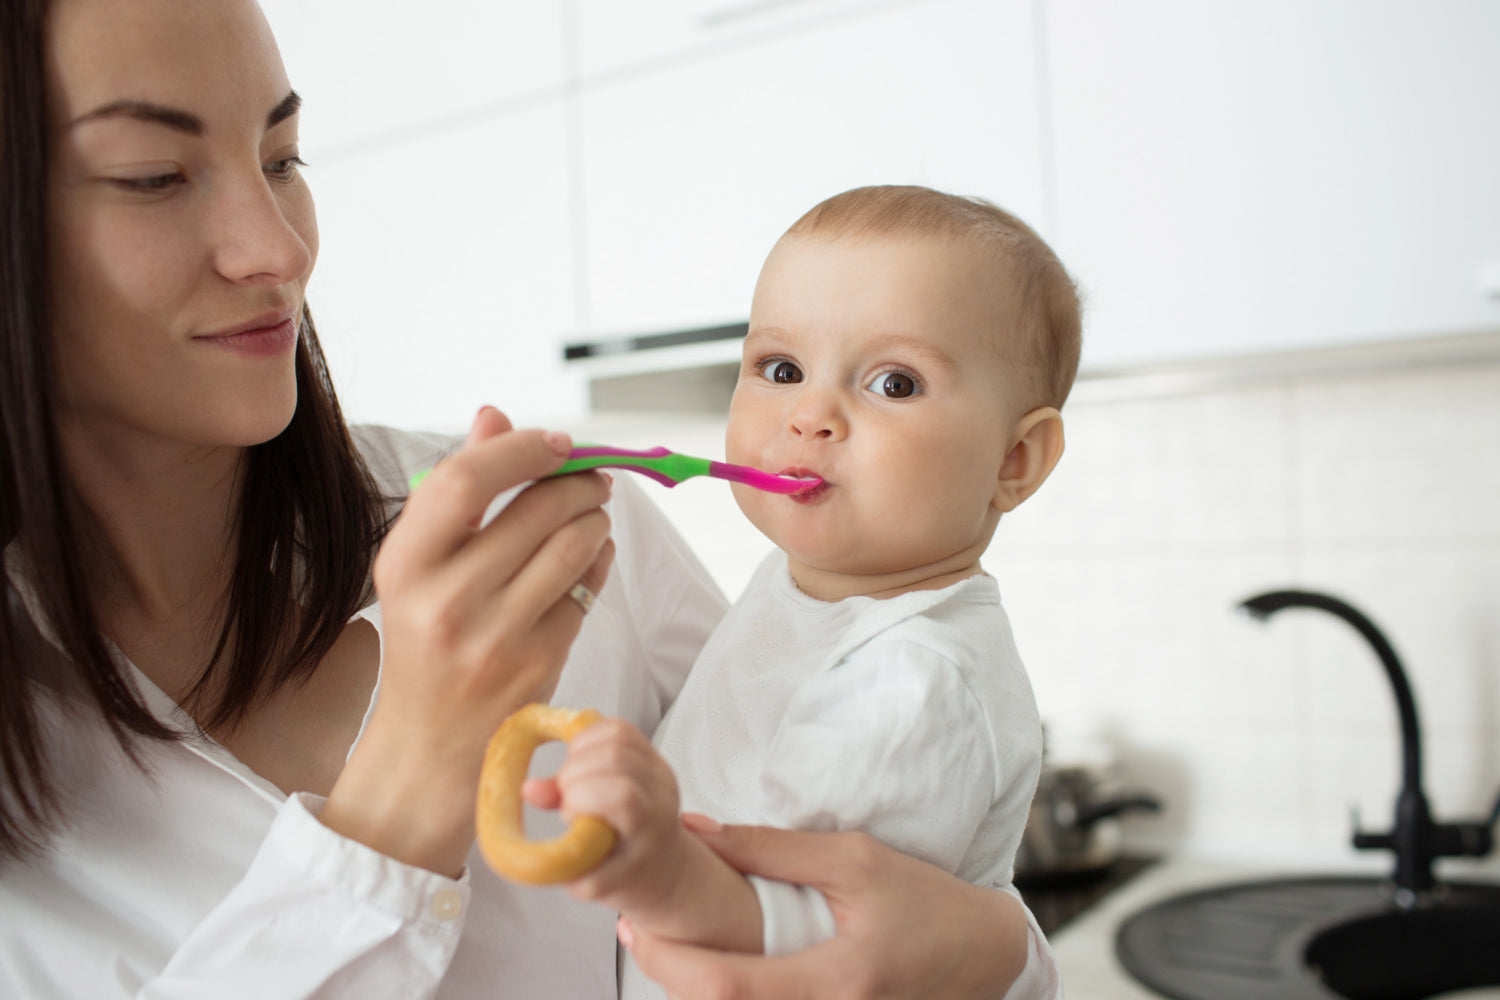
[709,461,823,495]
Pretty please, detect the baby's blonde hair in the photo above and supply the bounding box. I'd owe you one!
[785,185,1082,409]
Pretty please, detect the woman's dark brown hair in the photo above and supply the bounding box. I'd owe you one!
[1,0,392,859]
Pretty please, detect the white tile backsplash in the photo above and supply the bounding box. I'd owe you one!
[1000,384,1298,553]
[1292,366,1500,543]
[1297,548,1500,736]
[576,353,1500,863]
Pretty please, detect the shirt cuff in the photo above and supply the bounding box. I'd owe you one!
[286,792,472,929]
[997,885,1063,1000]
[747,875,836,956]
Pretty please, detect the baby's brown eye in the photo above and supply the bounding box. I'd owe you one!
[761,360,803,384]
[870,372,918,398]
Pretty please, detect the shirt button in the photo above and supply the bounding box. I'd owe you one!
[430,888,465,921]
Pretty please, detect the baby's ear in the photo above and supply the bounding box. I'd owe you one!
[992,407,1065,513]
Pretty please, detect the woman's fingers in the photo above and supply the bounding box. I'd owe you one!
[377,421,574,583]
[457,522,614,715]
[681,819,872,894]
[623,922,826,1000]
[664,822,1033,1000]
[448,471,613,622]
[573,533,614,612]
[468,404,512,441]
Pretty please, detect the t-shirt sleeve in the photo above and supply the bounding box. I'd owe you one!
[760,638,1000,872]
[750,640,1001,956]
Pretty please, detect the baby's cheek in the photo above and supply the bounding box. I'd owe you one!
[723,418,755,467]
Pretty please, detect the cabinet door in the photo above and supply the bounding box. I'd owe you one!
[576,0,919,79]
[1047,0,1500,366]
[304,103,583,431]
[579,0,1048,338]
[259,0,569,154]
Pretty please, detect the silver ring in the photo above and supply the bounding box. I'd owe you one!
[567,582,595,615]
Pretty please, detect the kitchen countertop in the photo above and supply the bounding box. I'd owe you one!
[1045,853,1500,999]
[1047,857,1284,999]
[1046,855,1397,999]
[1018,856,1161,938]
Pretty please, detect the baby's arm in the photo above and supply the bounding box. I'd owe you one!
[528,718,763,953]
[748,638,1024,955]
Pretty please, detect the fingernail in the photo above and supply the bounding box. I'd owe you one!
[466,406,493,443]
[680,812,723,834]
[545,431,572,455]
[600,471,614,489]
[616,917,635,948]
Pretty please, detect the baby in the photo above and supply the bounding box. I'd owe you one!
[538,185,1081,996]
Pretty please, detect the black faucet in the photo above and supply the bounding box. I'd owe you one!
[1239,589,1499,906]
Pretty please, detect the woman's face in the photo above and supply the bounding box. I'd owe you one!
[44,0,317,452]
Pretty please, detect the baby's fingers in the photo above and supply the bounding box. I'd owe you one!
[522,776,561,810]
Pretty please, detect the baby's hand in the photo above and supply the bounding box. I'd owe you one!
[525,718,692,919]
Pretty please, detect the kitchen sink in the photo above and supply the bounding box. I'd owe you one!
[1115,590,1500,998]
[1115,875,1500,1000]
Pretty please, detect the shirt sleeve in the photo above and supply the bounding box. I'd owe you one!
[999,886,1065,1000]
[752,640,1002,954]
[750,880,1062,996]
[761,638,1000,869]
[607,476,729,730]
[139,795,468,1000]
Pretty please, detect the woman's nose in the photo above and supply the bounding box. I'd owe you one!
[211,174,314,287]
[787,388,847,441]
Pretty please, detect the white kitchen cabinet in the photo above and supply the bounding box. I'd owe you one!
[575,0,922,80]
[577,0,1049,340]
[1046,0,1500,368]
[258,0,569,156]
[303,103,584,431]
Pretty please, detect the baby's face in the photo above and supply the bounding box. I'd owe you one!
[727,232,1030,599]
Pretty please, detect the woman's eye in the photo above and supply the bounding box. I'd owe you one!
[867,371,920,399]
[266,156,307,180]
[113,172,184,193]
[760,360,803,384]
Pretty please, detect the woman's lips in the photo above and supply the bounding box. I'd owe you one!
[197,317,297,358]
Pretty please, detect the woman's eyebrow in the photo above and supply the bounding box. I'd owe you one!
[70,90,301,134]
[70,99,203,134]
[266,91,301,129]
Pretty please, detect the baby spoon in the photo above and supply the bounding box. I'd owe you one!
[552,445,821,494]
[407,445,822,494]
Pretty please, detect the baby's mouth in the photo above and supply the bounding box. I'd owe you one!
[780,467,829,504]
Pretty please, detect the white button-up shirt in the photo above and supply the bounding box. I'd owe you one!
[0,427,726,999]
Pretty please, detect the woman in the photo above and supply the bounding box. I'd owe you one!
[0,0,1049,995]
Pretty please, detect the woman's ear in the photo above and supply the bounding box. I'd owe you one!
[992,407,1065,513]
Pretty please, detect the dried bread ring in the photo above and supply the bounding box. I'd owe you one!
[476,703,617,884]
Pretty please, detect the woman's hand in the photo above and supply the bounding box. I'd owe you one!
[322,407,614,876]
[621,819,1032,1000]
